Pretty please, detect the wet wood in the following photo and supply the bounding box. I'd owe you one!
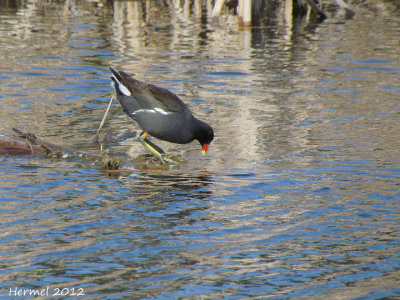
[0,129,58,157]
[0,128,121,170]
[0,128,184,172]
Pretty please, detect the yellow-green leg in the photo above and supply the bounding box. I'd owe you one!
[139,132,165,165]
[139,132,166,164]
[139,132,179,165]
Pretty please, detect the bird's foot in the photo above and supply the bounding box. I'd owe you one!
[139,132,183,165]
[159,153,184,165]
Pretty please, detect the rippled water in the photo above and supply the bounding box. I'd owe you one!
[0,0,399,298]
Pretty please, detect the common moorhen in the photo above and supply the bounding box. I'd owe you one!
[110,67,214,163]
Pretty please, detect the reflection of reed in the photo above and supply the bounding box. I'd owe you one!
[0,0,27,11]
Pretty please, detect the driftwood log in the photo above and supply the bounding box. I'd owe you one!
[0,128,121,170]
[0,128,184,172]
[0,128,65,157]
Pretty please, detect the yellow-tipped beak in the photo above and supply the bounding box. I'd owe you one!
[202,144,210,156]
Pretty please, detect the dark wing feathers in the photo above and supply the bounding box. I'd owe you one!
[114,69,187,113]
[148,84,187,113]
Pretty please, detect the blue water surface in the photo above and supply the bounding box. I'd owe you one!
[0,1,400,299]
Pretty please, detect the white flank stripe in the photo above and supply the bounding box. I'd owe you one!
[131,109,155,116]
[131,108,172,116]
[154,107,172,115]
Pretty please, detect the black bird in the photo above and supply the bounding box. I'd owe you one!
[110,67,214,163]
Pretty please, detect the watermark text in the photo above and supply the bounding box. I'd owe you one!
[9,286,85,297]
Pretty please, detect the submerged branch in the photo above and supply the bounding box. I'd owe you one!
[0,128,184,173]
[0,128,121,170]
